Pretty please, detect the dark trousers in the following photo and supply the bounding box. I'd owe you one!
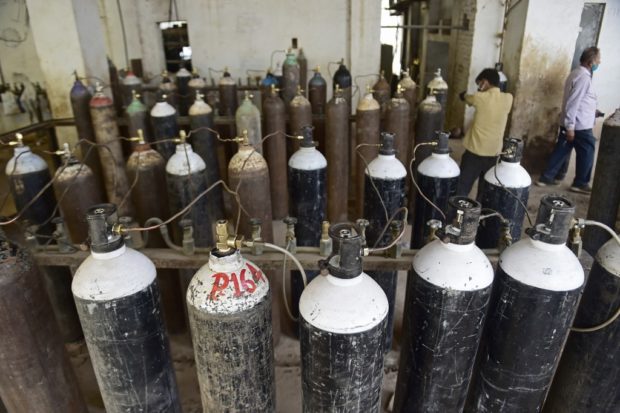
[541,127,596,187]
[457,150,498,197]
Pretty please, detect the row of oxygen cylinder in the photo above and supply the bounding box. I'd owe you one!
[2,188,618,413]
[4,118,619,413]
[73,62,451,227]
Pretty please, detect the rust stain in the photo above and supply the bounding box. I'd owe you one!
[510,35,572,173]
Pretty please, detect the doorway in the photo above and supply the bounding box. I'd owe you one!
[571,3,605,69]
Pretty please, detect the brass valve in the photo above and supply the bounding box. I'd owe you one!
[195,90,204,100]
[270,84,281,94]
[215,220,243,252]
[296,85,305,95]
[8,133,24,147]
[319,221,332,257]
[131,89,141,100]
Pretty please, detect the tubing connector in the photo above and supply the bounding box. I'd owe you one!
[249,218,264,255]
[180,219,195,255]
[131,89,141,100]
[426,219,442,245]
[283,217,297,253]
[52,217,72,253]
[127,129,146,144]
[119,216,145,249]
[498,220,513,253]
[8,133,24,147]
[173,130,188,144]
[233,130,250,146]
[387,220,403,258]
[270,84,281,95]
[355,219,369,247]
[567,219,585,258]
[24,225,39,250]
[214,220,243,253]
[319,221,332,257]
[296,85,305,95]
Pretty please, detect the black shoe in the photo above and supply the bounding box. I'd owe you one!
[535,177,559,187]
[569,184,592,194]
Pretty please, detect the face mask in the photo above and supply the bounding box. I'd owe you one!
[591,64,599,72]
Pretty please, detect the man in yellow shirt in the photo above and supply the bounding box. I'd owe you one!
[457,68,514,196]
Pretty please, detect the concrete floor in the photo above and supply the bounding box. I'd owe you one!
[57,137,595,413]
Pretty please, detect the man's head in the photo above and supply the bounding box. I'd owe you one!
[475,69,500,92]
[580,47,601,72]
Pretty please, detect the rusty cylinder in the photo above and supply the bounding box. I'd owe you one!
[0,235,87,413]
[386,85,411,169]
[263,85,289,220]
[125,90,150,145]
[159,70,178,109]
[126,138,186,334]
[282,49,300,106]
[236,91,263,154]
[53,146,104,244]
[414,95,443,167]
[228,140,281,344]
[308,66,327,153]
[355,89,381,218]
[289,86,312,157]
[89,84,135,217]
[373,71,391,117]
[326,85,350,223]
[219,68,238,117]
[399,70,417,118]
[69,76,105,195]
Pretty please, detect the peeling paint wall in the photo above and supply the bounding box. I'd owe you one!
[507,0,582,172]
[0,1,45,84]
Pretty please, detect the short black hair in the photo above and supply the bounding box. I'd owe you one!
[475,69,500,87]
[580,47,600,65]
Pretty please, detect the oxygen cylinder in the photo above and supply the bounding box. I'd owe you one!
[159,69,178,108]
[72,204,181,412]
[187,221,274,411]
[583,109,620,255]
[126,134,186,333]
[364,132,406,352]
[7,135,83,343]
[166,138,214,248]
[308,66,327,114]
[355,88,381,217]
[189,92,225,221]
[236,91,263,154]
[150,94,178,160]
[333,59,352,109]
[228,137,273,243]
[395,197,493,412]
[414,94,443,165]
[218,68,238,116]
[545,237,620,412]
[298,48,308,96]
[263,85,289,219]
[465,195,585,412]
[426,68,448,128]
[282,49,300,106]
[398,70,417,117]
[477,137,531,248]
[288,125,327,318]
[125,90,150,145]
[89,84,135,217]
[54,144,104,243]
[411,132,459,248]
[373,71,391,116]
[288,85,312,157]
[121,70,142,109]
[176,66,191,116]
[6,134,56,238]
[495,62,508,92]
[70,76,105,192]
[385,85,411,168]
[0,232,87,413]
[326,85,350,223]
[308,66,327,152]
[300,223,388,411]
[260,69,278,106]
[189,68,207,100]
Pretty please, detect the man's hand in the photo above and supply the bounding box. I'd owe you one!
[566,129,575,142]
